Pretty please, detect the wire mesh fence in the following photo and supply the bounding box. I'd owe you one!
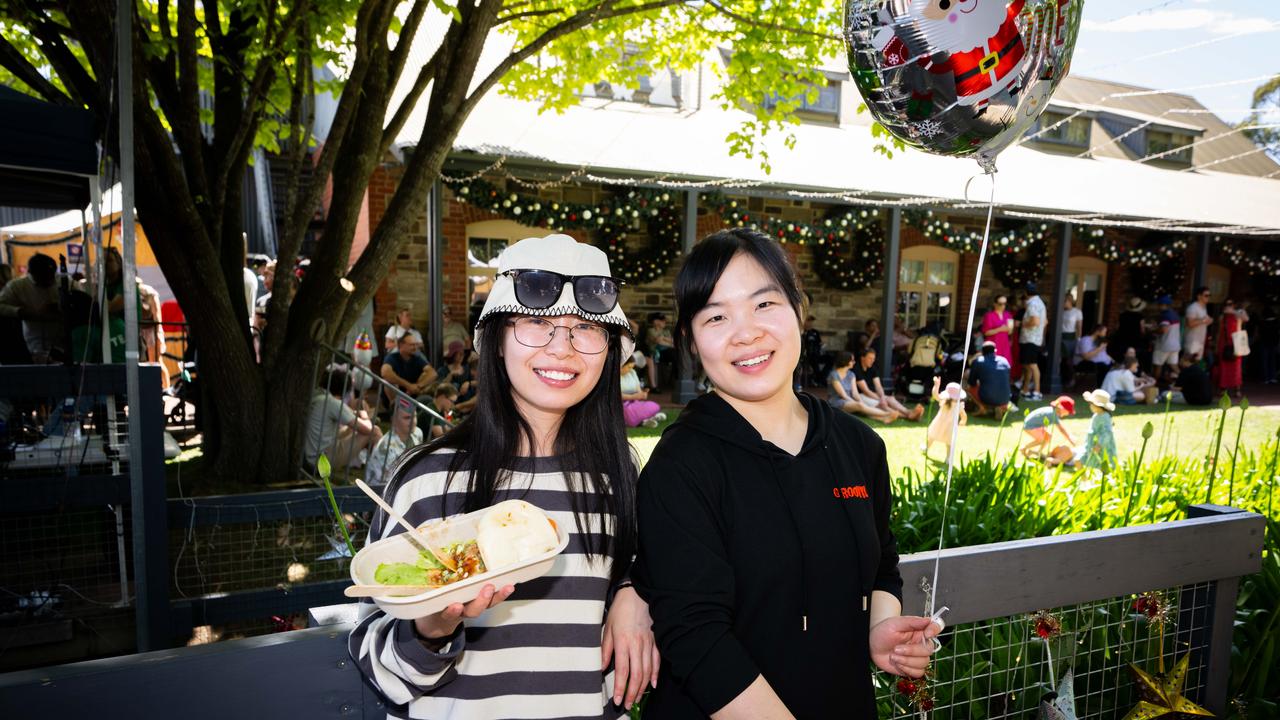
[169,494,371,601]
[0,365,145,670]
[0,506,137,669]
[875,582,1212,719]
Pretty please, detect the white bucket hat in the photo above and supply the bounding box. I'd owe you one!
[474,234,634,354]
[943,382,965,401]
[1082,388,1116,412]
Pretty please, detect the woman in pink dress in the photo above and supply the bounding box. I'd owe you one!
[981,295,1015,362]
[1213,298,1243,398]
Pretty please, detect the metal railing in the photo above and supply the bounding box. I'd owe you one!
[0,505,1262,718]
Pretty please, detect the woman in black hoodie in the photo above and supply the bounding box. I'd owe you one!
[635,229,939,719]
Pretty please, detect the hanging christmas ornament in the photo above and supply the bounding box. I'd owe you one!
[896,674,936,713]
[1121,654,1213,720]
[1039,666,1079,720]
[845,0,1084,172]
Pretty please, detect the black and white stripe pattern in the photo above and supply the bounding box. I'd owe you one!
[349,449,627,720]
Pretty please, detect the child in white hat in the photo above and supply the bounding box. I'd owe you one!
[1077,388,1118,471]
[926,377,968,459]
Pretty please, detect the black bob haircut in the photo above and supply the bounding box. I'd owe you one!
[673,227,806,348]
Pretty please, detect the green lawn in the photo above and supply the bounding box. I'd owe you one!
[628,397,1280,481]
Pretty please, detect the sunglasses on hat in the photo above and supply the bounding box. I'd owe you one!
[499,269,621,315]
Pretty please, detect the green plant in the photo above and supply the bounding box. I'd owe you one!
[317,454,356,558]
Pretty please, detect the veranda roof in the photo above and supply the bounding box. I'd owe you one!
[398,91,1280,235]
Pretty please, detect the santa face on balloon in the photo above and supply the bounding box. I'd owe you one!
[846,0,1081,170]
[913,0,1028,116]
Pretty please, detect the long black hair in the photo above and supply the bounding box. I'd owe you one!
[674,227,807,349]
[387,312,637,587]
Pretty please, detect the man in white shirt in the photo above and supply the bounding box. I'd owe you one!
[304,369,382,469]
[1102,357,1156,404]
[1019,283,1047,400]
[1183,286,1212,358]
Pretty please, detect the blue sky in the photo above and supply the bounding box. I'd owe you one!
[1074,0,1279,124]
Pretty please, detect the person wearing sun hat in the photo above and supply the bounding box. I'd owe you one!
[926,377,968,458]
[1021,395,1077,460]
[350,233,658,718]
[1075,388,1118,471]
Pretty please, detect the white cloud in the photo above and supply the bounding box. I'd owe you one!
[1081,8,1280,35]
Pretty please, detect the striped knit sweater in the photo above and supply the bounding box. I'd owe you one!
[349,449,628,720]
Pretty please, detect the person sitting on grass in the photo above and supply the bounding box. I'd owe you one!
[1102,357,1158,405]
[436,339,477,413]
[620,355,667,428]
[925,378,968,459]
[967,340,1013,418]
[363,398,423,486]
[828,350,900,423]
[381,331,437,406]
[1160,353,1214,406]
[420,382,458,439]
[304,369,383,469]
[1021,395,1076,461]
[854,346,924,421]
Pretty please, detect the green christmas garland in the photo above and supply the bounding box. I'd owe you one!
[1128,253,1187,301]
[710,197,885,290]
[1214,235,1280,277]
[810,209,886,291]
[444,177,683,284]
[989,223,1053,290]
[906,210,985,254]
[1083,230,1188,270]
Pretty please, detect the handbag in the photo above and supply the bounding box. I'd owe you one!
[1231,329,1251,358]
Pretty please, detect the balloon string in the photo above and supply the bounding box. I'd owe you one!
[928,169,998,620]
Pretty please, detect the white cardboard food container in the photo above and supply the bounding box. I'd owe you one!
[349,504,569,620]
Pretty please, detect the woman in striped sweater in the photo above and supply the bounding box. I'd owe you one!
[350,234,658,719]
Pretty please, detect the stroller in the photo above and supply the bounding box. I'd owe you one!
[902,331,944,402]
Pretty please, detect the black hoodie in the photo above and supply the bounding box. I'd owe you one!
[634,391,902,719]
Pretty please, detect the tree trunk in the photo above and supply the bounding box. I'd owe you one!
[257,344,321,484]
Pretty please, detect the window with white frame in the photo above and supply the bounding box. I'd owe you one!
[898,246,959,331]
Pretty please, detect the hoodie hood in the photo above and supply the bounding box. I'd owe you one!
[670,391,832,458]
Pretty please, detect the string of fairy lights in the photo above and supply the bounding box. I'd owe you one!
[442,163,1280,290]
[434,51,1280,288]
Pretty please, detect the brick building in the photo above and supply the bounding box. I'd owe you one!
[366,53,1280,391]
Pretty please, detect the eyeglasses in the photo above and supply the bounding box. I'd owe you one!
[506,316,611,355]
[500,269,621,315]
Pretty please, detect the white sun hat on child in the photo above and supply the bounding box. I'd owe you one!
[943,382,964,401]
[474,234,634,354]
[1082,389,1116,412]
